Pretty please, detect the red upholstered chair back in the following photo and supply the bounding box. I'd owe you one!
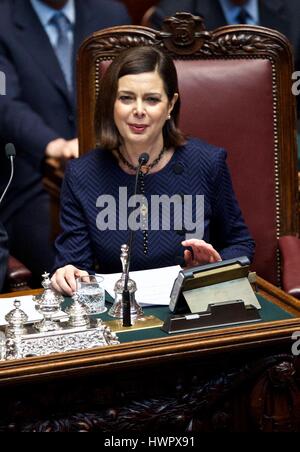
[77,13,299,286]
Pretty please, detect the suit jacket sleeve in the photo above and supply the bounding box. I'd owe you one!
[0,222,8,292]
[53,162,95,273]
[0,43,60,169]
[210,149,255,262]
[111,0,131,25]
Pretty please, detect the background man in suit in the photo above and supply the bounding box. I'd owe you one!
[0,222,8,292]
[0,0,131,286]
[151,0,300,87]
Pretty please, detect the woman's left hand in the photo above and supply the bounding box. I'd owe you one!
[181,239,222,267]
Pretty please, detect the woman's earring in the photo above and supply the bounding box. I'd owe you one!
[167,114,171,120]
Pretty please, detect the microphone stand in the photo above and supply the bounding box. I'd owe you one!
[0,144,16,206]
[122,153,149,327]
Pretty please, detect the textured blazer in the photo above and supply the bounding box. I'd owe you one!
[0,0,131,222]
[0,222,8,292]
[54,138,255,274]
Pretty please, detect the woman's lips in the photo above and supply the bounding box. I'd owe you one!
[128,124,149,133]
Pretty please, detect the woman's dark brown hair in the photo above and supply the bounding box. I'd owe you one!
[95,46,185,150]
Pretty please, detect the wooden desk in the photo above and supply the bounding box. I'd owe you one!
[1,278,300,432]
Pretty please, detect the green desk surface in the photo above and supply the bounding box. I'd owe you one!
[63,293,294,344]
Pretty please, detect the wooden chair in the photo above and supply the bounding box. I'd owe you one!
[5,256,32,292]
[76,13,300,295]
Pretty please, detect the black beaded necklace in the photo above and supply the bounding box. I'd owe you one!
[117,147,166,174]
[137,171,148,255]
[117,148,167,255]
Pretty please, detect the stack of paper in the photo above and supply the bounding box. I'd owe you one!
[97,265,181,307]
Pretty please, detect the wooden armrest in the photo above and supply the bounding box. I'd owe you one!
[279,235,300,299]
[7,256,32,292]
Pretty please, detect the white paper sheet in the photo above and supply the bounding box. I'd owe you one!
[0,295,68,326]
[97,265,181,307]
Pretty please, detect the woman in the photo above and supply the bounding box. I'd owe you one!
[51,46,254,295]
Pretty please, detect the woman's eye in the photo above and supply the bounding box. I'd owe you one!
[146,97,160,104]
[119,95,133,103]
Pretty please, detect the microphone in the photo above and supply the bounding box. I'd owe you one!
[174,246,194,268]
[0,143,16,207]
[138,153,150,166]
[122,152,150,327]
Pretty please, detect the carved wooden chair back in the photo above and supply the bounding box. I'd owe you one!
[76,13,299,285]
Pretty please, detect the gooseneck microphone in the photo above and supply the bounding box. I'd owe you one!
[126,153,149,274]
[122,152,149,327]
[0,143,16,206]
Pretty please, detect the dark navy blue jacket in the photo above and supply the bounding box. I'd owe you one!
[0,222,8,291]
[54,138,255,274]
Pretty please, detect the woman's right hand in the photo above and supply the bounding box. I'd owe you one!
[51,265,89,296]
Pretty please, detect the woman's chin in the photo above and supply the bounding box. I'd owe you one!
[124,135,150,146]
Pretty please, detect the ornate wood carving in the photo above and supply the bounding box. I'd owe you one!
[160,12,282,58]
[84,14,284,59]
[89,35,158,53]
[161,12,211,55]
[1,354,299,432]
[250,358,300,431]
[201,33,282,58]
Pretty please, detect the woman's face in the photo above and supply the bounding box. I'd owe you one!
[114,71,178,150]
